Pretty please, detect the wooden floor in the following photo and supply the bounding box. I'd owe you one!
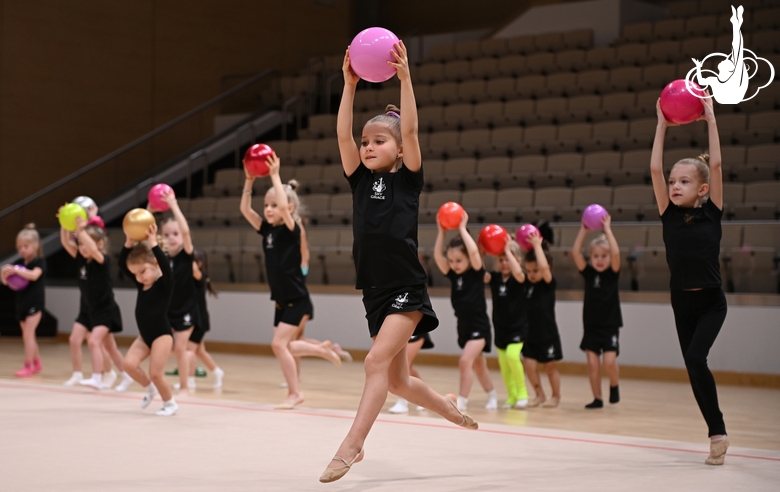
[2,338,779,452]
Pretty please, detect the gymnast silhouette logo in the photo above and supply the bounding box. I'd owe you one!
[266,234,273,249]
[498,284,507,296]
[79,266,87,280]
[391,292,409,309]
[370,178,387,200]
[685,5,775,104]
[456,277,463,291]
[593,275,601,289]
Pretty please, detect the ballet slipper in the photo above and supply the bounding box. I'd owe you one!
[445,394,478,430]
[705,436,729,466]
[527,395,545,408]
[542,396,560,408]
[325,347,342,367]
[319,449,364,483]
[274,395,305,410]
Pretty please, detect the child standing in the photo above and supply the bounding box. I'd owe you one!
[522,231,562,408]
[571,216,622,409]
[155,190,199,394]
[1,224,45,377]
[240,153,342,409]
[484,238,529,409]
[59,219,131,390]
[651,96,729,465]
[119,223,178,416]
[321,42,477,484]
[434,213,497,412]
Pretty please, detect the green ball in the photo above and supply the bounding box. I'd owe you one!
[58,203,87,232]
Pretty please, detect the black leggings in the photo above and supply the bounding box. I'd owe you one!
[671,288,728,437]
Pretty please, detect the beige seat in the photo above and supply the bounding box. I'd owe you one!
[461,189,498,222]
[418,63,445,84]
[490,126,525,155]
[669,0,700,17]
[459,128,492,158]
[288,139,318,165]
[642,63,679,89]
[535,32,565,52]
[418,106,445,133]
[486,77,518,102]
[555,49,588,72]
[526,52,557,75]
[728,247,778,293]
[238,230,266,283]
[585,47,618,70]
[515,75,547,99]
[599,92,636,121]
[591,121,628,152]
[535,97,569,124]
[458,79,488,105]
[266,140,291,162]
[205,168,244,197]
[439,104,476,132]
[470,57,501,80]
[545,72,579,98]
[559,185,613,222]
[483,187,534,223]
[209,228,245,282]
[686,14,719,37]
[428,43,456,63]
[210,197,242,227]
[567,94,602,122]
[722,182,745,207]
[577,70,610,95]
[190,229,218,252]
[613,185,655,221]
[480,38,509,58]
[523,125,558,154]
[653,18,686,40]
[455,39,481,61]
[502,100,536,126]
[427,158,476,191]
[547,153,583,172]
[428,131,461,159]
[584,151,622,171]
[625,89,662,121]
[563,29,593,50]
[188,198,216,227]
[622,21,654,43]
[663,148,699,169]
[523,187,571,222]
[313,139,340,166]
[429,82,460,106]
[616,43,647,66]
[444,60,472,82]
[609,67,645,92]
[717,114,748,144]
[317,194,353,226]
[498,55,528,78]
[507,35,536,55]
[293,165,324,194]
[421,190,462,224]
[556,123,592,153]
[301,114,337,139]
[473,101,505,128]
[747,144,780,165]
[680,37,715,60]
[611,225,647,250]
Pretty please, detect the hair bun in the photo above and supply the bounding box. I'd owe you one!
[698,153,710,165]
[287,179,299,191]
[24,223,36,230]
[385,104,400,115]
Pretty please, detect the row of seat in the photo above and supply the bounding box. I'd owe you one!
[187,181,780,228]
[621,7,780,44]
[106,223,780,293]
[666,0,776,18]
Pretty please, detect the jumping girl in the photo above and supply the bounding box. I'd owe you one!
[1,224,45,377]
[484,238,529,409]
[155,190,199,394]
[651,95,729,465]
[240,153,342,410]
[522,231,563,408]
[321,41,477,484]
[434,213,497,412]
[119,223,178,416]
[571,215,623,409]
[59,218,130,390]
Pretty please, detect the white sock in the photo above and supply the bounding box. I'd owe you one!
[92,373,102,383]
[457,396,468,410]
[72,371,83,378]
[187,376,196,389]
[487,390,497,399]
[164,398,176,406]
[121,371,132,380]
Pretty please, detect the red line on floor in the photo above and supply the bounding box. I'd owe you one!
[2,381,778,463]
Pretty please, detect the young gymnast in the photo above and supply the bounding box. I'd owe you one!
[119,223,178,416]
[182,248,225,390]
[240,153,342,409]
[571,216,623,409]
[484,238,529,409]
[321,41,477,484]
[651,96,729,465]
[387,333,434,414]
[1,224,46,377]
[59,218,131,390]
[154,190,199,394]
[434,213,497,411]
[521,231,562,408]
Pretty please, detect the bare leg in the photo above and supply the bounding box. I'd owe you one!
[523,357,546,404]
[586,350,602,400]
[172,328,193,391]
[546,361,562,399]
[458,339,487,398]
[272,322,307,406]
[473,352,495,393]
[325,312,467,473]
[123,338,151,387]
[86,326,109,374]
[20,312,42,363]
[149,336,174,402]
[69,323,88,371]
[196,342,218,371]
[603,351,619,387]
[102,334,125,371]
[407,338,424,379]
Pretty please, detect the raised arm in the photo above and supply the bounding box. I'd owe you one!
[701,97,722,210]
[651,99,671,215]
[160,190,193,254]
[529,231,552,284]
[59,223,78,259]
[192,260,203,281]
[433,221,450,275]
[337,48,361,177]
[504,238,525,283]
[602,214,620,272]
[266,153,295,231]
[570,225,588,272]
[389,41,421,172]
[240,167,263,231]
[75,217,105,264]
[300,225,310,273]
[458,211,482,270]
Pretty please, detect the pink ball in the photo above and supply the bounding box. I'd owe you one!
[7,266,29,291]
[516,224,540,252]
[659,79,706,125]
[349,27,400,83]
[582,204,608,230]
[478,224,508,256]
[148,183,173,212]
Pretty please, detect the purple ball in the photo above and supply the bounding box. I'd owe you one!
[7,266,29,291]
[582,204,608,230]
[349,27,400,83]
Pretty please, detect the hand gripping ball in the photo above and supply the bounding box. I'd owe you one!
[123,208,156,242]
[582,204,608,230]
[437,202,464,230]
[58,203,87,232]
[516,224,540,252]
[6,265,29,291]
[244,144,273,178]
[659,79,706,125]
[148,184,174,212]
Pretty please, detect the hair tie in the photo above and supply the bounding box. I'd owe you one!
[386,110,400,118]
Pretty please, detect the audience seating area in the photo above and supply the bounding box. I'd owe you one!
[194,0,779,292]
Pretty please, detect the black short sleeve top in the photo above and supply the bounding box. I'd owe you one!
[347,163,428,289]
[258,221,308,302]
[524,277,559,342]
[661,199,722,290]
[489,272,528,332]
[446,267,491,330]
[167,249,200,322]
[13,257,46,310]
[119,245,173,335]
[581,265,622,328]
[76,254,116,315]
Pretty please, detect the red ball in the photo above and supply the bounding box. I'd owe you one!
[437,202,464,230]
[515,224,540,252]
[244,144,273,177]
[478,224,508,256]
[659,79,706,125]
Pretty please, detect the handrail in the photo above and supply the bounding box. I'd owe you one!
[0,69,276,221]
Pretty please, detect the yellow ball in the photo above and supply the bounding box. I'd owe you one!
[122,208,156,242]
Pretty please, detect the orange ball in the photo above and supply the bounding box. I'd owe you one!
[123,208,156,242]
